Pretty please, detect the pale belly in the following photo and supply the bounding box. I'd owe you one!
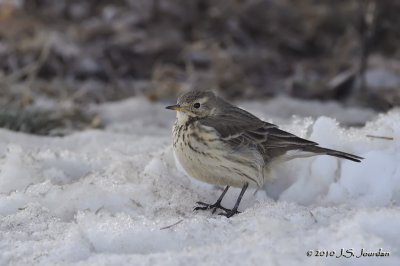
[173,122,264,188]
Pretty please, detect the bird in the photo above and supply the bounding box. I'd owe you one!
[166,90,363,217]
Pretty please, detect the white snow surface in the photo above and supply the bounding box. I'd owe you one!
[0,97,399,266]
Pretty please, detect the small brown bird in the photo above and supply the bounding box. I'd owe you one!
[166,91,363,217]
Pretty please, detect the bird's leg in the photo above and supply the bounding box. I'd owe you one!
[194,186,230,213]
[219,182,248,218]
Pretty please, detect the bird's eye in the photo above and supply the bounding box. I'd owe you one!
[193,103,201,109]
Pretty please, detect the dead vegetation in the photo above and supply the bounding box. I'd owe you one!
[0,0,399,134]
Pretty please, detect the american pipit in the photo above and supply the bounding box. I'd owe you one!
[166,91,363,217]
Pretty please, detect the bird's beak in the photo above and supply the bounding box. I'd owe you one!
[165,104,184,111]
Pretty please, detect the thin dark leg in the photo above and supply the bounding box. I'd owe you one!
[220,182,249,218]
[194,186,230,213]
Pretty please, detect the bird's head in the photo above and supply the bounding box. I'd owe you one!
[166,91,219,120]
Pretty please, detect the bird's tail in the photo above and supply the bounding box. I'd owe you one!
[302,146,363,162]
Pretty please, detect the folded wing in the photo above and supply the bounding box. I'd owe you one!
[200,106,362,163]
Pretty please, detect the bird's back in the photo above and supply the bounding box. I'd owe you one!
[199,101,362,163]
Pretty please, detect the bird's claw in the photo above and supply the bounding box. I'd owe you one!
[193,201,229,213]
[193,201,240,218]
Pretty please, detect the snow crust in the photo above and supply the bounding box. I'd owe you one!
[1,97,399,266]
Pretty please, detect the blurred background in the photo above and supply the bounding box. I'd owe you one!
[0,0,399,135]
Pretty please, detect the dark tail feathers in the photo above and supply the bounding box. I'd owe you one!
[302,146,364,163]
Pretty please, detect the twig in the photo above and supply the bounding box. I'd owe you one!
[366,134,394,140]
[95,206,104,214]
[160,219,184,230]
[309,211,318,223]
[357,0,378,93]
[4,34,53,84]
[27,34,53,84]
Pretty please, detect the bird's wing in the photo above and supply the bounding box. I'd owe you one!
[200,108,318,160]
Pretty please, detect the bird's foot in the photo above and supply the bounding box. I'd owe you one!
[194,201,229,214]
[218,208,240,218]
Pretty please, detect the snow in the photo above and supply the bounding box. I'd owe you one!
[1,96,399,266]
